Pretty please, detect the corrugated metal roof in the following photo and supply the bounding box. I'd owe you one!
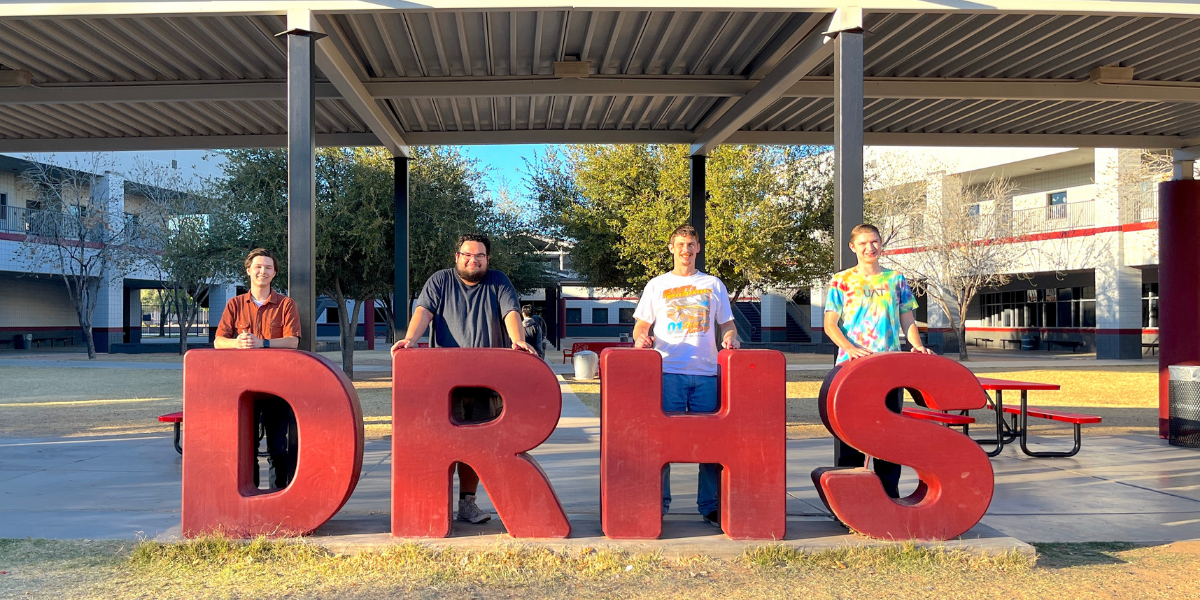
[2,7,1200,150]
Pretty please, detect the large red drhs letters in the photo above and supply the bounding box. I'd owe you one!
[182,350,364,538]
[813,353,994,540]
[180,349,995,542]
[391,349,569,538]
[601,349,787,540]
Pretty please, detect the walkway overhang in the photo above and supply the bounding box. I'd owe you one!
[4,3,1200,152]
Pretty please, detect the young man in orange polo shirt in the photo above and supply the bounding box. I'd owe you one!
[215,248,301,488]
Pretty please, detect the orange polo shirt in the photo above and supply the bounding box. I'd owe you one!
[215,290,302,340]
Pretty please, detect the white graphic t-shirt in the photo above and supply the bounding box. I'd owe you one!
[632,271,734,376]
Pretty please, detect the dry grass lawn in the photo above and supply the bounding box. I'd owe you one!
[0,367,396,441]
[1,537,1197,599]
[567,364,1159,439]
[0,355,1158,441]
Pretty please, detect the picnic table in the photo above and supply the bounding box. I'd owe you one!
[973,337,994,348]
[974,377,1099,458]
[1044,339,1083,352]
[903,376,1101,458]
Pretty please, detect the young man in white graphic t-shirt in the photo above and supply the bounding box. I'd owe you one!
[632,224,739,530]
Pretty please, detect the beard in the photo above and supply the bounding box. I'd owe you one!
[457,265,487,283]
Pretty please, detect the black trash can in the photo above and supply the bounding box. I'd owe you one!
[1168,365,1200,448]
[1021,335,1038,351]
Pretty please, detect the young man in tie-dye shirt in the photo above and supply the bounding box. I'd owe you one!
[821,223,933,499]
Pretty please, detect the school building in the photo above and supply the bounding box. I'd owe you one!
[810,146,1163,360]
[0,154,190,352]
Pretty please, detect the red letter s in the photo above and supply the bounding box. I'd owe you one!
[813,353,993,540]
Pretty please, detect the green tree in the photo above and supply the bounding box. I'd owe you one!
[530,144,833,299]
[134,161,239,355]
[215,149,290,282]
[316,147,396,378]
[213,145,549,370]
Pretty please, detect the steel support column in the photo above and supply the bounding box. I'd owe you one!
[1158,175,1200,438]
[285,29,318,352]
[833,28,864,272]
[394,156,410,332]
[689,154,707,272]
[544,284,560,351]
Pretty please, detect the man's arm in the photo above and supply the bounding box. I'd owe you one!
[900,311,933,354]
[391,305,434,353]
[219,333,300,349]
[213,299,241,349]
[213,335,239,349]
[824,311,872,360]
[504,310,537,354]
[718,319,740,349]
[633,318,654,348]
[267,336,299,349]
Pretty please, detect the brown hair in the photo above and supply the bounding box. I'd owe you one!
[669,224,699,245]
[850,223,881,242]
[244,248,278,271]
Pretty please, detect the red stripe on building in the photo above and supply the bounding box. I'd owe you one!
[885,221,1158,256]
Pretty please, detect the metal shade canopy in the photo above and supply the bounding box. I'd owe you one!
[3,3,1200,152]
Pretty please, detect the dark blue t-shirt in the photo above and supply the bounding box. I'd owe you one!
[415,268,521,348]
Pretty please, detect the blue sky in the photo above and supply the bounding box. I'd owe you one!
[461,144,550,195]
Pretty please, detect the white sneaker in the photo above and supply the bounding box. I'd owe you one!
[457,495,492,524]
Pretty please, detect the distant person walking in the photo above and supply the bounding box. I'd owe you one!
[391,233,537,524]
[522,305,546,359]
[822,223,933,499]
[214,248,300,489]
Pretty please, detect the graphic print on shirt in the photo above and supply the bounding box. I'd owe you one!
[662,285,711,336]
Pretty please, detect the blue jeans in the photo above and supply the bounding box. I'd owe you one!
[661,373,722,515]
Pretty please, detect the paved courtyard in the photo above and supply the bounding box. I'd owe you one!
[1,370,1197,556]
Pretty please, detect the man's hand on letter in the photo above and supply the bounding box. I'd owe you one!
[910,344,935,355]
[237,331,263,349]
[722,333,741,350]
[391,338,416,354]
[634,332,654,348]
[845,346,873,360]
[512,340,538,354]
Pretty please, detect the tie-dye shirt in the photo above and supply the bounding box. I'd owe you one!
[825,268,918,364]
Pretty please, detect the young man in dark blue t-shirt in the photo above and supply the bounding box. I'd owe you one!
[391,233,537,524]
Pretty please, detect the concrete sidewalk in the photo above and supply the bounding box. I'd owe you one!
[1,380,1196,556]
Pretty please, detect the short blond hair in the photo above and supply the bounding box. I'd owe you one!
[850,223,881,242]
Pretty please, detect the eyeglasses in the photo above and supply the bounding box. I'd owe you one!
[457,252,489,261]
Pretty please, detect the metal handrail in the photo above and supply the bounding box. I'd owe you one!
[1011,200,1095,234]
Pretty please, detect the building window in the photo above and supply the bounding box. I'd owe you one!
[0,193,7,220]
[909,214,924,237]
[592,307,609,325]
[565,308,582,324]
[325,307,340,323]
[980,285,1095,329]
[1048,191,1067,220]
[1143,283,1159,328]
[618,307,636,324]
